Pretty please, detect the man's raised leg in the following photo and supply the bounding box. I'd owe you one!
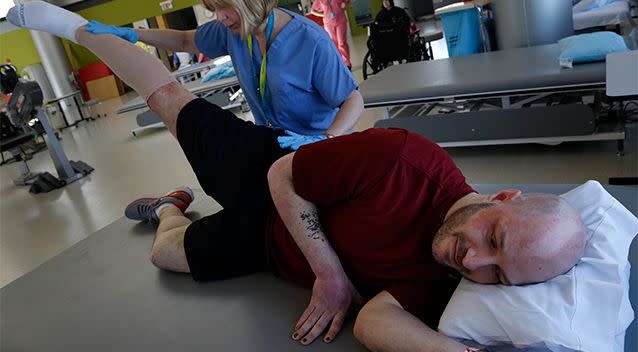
[7,1,194,138]
[74,30,194,137]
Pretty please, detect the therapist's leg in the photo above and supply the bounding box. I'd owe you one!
[7,1,194,138]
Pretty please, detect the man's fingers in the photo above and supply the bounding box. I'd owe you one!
[323,311,346,343]
[300,311,332,345]
[293,308,322,340]
[295,305,315,331]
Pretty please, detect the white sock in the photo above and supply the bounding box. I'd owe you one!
[6,1,88,44]
[154,203,177,218]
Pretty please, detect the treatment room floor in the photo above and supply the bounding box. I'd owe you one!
[1,32,637,289]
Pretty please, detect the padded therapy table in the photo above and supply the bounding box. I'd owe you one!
[573,0,632,31]
[116,76,240,115]
[360,44,625,149]
[1,184,636,352]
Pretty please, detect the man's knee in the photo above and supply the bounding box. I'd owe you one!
[149,243,171,271]
[149,235,189,273]
[146,82,197,136]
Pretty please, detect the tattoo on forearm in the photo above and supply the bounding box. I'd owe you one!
[299,210,325,242]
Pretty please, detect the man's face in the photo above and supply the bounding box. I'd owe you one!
[382,0,391,9]
[432,202,564,285]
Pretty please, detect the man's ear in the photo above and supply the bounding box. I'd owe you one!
[488,189,522,202]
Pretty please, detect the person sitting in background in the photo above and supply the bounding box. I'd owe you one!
[375,0,411,31]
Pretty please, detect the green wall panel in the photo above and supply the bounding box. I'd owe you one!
[369,0,383,24]
[0,29,41,73]
[71,0,202,66]
[2,0,201,72]
[77,0,200,26]
[347,0,382,36]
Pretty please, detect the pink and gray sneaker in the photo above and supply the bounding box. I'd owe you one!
[124,187,194,224]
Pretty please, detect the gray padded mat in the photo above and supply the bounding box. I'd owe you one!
[1,185,636,351]
[0,191,365,352]
[360,44,606,107]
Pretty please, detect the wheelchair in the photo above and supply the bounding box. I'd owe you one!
[362,20,432,80]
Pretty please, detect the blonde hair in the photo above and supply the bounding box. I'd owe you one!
[202,0,278,38]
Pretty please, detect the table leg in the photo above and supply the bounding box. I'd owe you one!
[73,95,91,122]
[56,101,72,129]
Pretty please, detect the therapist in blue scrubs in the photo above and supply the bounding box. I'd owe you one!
[86,0,364,150]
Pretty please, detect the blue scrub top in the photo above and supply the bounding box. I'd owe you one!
[195,8,358,135]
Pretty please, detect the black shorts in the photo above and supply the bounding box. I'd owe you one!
[176,98,290,281]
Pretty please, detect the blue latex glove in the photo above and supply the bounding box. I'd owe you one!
[86,20,139,43]
[277,130,327,150]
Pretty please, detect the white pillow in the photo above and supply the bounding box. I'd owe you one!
[438,180,637,352]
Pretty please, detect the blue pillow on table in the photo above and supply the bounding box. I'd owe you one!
[559,31,629,66]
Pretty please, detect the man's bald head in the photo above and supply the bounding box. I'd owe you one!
[432,191,586,285]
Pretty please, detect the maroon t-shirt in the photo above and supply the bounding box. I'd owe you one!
[266,128,475,327]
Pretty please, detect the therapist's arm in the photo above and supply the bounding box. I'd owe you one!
[135,29,198,53]
[325,89,364,137]
[354,291,472,352]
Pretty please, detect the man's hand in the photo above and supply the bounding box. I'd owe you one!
[292,273,362,345]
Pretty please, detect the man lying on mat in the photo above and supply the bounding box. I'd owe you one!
[8,3,585,351]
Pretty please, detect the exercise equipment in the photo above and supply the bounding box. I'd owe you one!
[5,80,94,193]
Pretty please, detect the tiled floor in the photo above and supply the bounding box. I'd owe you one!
[1,28,636,288]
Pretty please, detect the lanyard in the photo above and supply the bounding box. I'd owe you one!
[326,0,338,19]
[326,0,335,17]
[247,11,275,103]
